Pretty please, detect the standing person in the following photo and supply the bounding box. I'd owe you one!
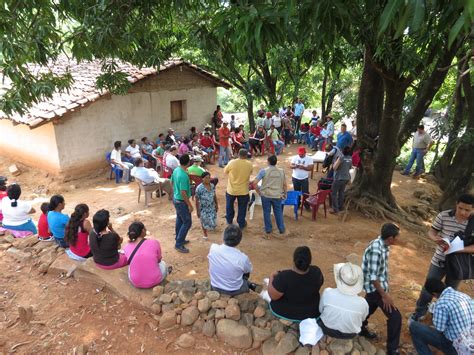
[257,104,266,118]
[263,112,273,131]
[326,116,335,144]
[171,154,193,253]
[267,125,284,155]
[64,204,92,259]
[293,98,305,135]
[336,123,353,149]
[89,209,128,270]
[230,115,237,130]
[402,124,433,177]
[253,155,287,239]
[360,223,402,355]
[47,195,70,248]
[110,141,133,183]
[290,147,314,209]
[350,119,357,147]
[282,112,293,146]
[195,172,218,240]
[411,193,474,321]
[212,105,223,136]
[218,121,232,168]
[409,279,472,355]
[272,110,282,133]
[330,146,353,214]
[1,184,37,234]
[224,149,253,230]
[124,221,171,289]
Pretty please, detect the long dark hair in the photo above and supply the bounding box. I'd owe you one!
[48,195,65,211]
[64,204,89,246]
[127,221,145,242]
[7,184,21,207]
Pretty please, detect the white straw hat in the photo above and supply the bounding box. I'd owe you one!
[334,262,363,296]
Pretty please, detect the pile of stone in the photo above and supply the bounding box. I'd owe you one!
[404,188,439,221]
[0,235,63,273]
[151,280,386,354]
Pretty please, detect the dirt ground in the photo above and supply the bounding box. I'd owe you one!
[0,146,472,354]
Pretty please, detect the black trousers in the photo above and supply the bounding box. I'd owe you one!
[362,291,401,352]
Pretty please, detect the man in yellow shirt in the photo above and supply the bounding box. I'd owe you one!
[224,149,253,229]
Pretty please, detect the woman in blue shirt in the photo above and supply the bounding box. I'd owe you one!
[47,195,70,248]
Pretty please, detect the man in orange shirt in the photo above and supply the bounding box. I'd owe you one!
[218,121,232,168]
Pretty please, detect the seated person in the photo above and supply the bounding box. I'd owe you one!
[268,246,324,322]
[152,140,166,158]
[310,121,323,150]
[38,202,53,241]
[1,184,37,234]
[110,141,134,183]
[155,133,165,146]
[235,126,250,151]
[89,209,128,270]
[297,123,310,144]
[188,126,197,140]
[64,204,93,259]
[0,176,8,226]
[319,263,369,339]
[131,158,172,199]
[208,224,257,296]
[164,145,180,171]
[124,221,171,289]
[249,126,267,156]
[140,137,157,167]
[47,195,70,248]
[188,157,219,186]
[191,133,207,158]
[267,125,284,155]
[200,131,216,159]
[125,139,148,165]
[178,137,191,156]
[165,128,178,146]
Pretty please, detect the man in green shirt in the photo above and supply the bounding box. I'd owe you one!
[171,154,193,253]
[267,125,284,155]
[187,156,206,176]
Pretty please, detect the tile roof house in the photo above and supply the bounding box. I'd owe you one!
[0,57,230,176]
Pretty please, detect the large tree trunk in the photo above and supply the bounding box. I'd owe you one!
[321,64,329,117]
[325,69,342,116]
[247,94,255,132]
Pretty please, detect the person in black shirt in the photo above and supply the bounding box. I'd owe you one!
[268,246,324,321]
[89,209,128,270]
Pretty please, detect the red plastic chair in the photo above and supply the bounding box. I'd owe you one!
[301,190,331,221]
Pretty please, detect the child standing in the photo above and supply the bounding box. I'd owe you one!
[38,202,53,241]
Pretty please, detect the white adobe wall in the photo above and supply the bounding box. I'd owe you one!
[0,119,61,172]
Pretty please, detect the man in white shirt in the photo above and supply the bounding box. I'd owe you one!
[110,141,134,183]
[326,116,335,144]
[125,139,148,166]
[319,263,369,339]
[402,124,433,178]
[208,224,257,296]
[131,158,172,199]
[290,147,313,208]
[165,146,180,171]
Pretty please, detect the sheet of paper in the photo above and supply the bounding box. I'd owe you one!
[445,236,465,254]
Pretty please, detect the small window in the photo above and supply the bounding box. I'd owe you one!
[170,100,186,122]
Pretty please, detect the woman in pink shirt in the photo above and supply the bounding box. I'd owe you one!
[124,222,171,289]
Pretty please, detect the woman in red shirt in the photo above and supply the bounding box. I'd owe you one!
[64,204,93,258]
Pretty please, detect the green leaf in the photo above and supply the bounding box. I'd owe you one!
[448,12,465,48]
[378,0,404,36]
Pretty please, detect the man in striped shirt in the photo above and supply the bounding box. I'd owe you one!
[361,223,402,355]
[409,278,473,355]
[412,193,474,320]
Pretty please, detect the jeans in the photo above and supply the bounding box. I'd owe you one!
[218,146,231,167]
[283,129,292,145]
[294,116,302,134]
[404,148,426,175]
[362,291,402,352]
[55,238,69,248]
[409,320,456,355]
[272,140,284,155]
[414,263,461,318]
[297,132,308,144]
[225,193,249,229]
[174,200,192,247]
[292,177,309,194]
[331,179,349,212]
[261,196,285,233]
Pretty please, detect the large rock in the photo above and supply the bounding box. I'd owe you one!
[179,288,196,303]
[198,298,211,313]
[225,304,241,321]
[176,334,195,349]
[358,337,376,355]
[276,333,299,354]
[216,319,252,349]
[254,305,266,318]
[159,294,173,304]
[206,290,220,301]
[0,235,15,244]
[159,311,177,329]
[240,312,254,327]
[181,306,199,326]
[6,247,32,262]
[262,338,278,355]
[202,320,216,337]
[251,326,272,342]
[152,286,164,297]
[295,346,312,355]
[329,338,353,354]
[212,300,228,309]
[13,236,39,249]
[235,292,259,312]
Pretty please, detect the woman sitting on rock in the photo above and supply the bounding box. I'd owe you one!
[124,221,171,289]
[268,246,324,322]
[89,209,128,270]
[64,204,92,259]
[1,184,37,235]
[47,195,70,248]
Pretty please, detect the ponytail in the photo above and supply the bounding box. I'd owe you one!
[7,184,21,207]
[48,195,65,211]
[127,221,145,242]
[64,204,89,246]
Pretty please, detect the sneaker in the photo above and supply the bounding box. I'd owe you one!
[175,245,190,253]
[39,236,54,242]
[400,171,409,176]
[359,328,377,339]
[183,240,190,245]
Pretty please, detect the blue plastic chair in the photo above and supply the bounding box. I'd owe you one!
[281,190,302,220]
[106,152,122,183]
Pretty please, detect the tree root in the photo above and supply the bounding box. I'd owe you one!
[345,195,426,233]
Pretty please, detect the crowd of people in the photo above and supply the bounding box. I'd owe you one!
[0,99,472,354]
